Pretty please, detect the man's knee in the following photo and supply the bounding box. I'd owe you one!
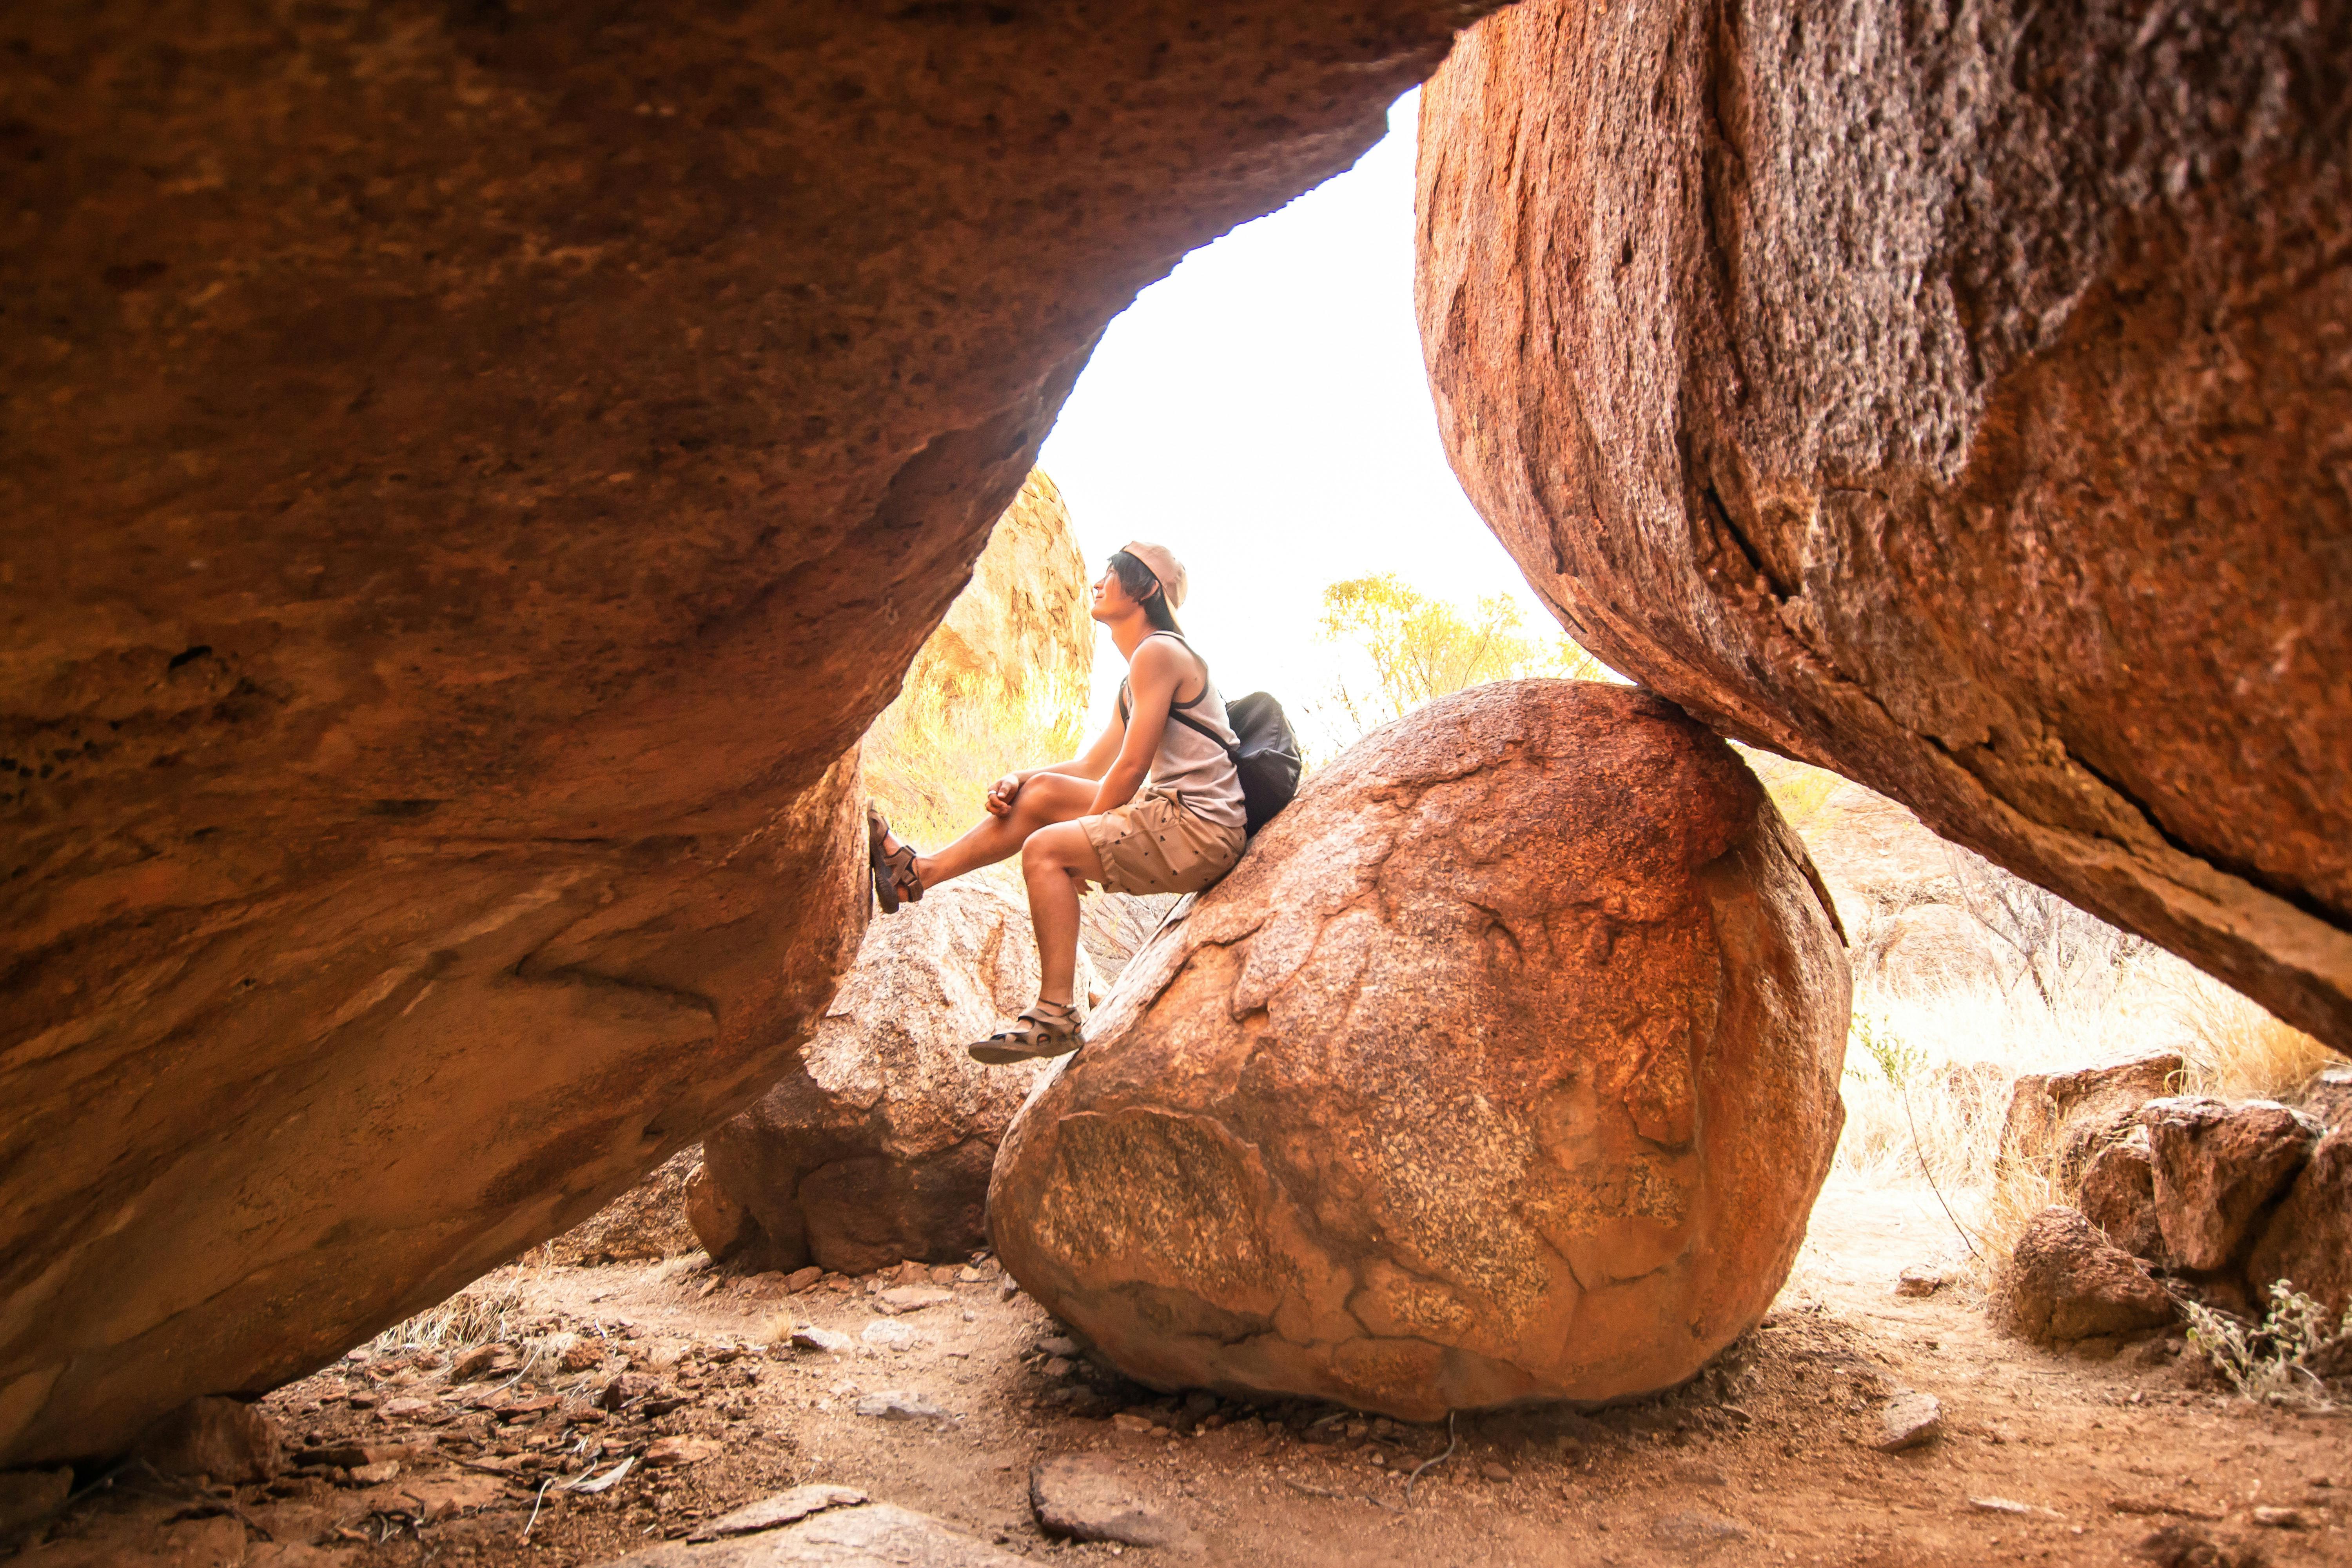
[1020,829,1063,874]
[1024,824,1089,876]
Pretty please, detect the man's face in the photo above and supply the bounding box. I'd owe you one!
[1090,565,1133,622]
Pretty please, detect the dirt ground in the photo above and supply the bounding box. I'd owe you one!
[18,1174,2346,1568]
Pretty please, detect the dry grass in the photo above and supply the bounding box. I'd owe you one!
[1831,948,2344,1284]
[368,1245,554,1356]
[2157,969,2343,1103]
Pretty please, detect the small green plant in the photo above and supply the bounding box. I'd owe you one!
[2181,1280,2352,1405]
[1850,1012,1926,1090]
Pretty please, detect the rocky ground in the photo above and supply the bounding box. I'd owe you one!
[17,1176,2345,1568]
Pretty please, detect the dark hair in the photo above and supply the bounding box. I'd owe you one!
[1108,550,1182,633]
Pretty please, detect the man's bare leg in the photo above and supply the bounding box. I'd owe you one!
[1020,820,1105,1006]
[906,773,1096,890]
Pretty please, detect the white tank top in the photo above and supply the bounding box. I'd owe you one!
[1117,632,1248,830]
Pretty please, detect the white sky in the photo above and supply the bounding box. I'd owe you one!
[1039,90,1552,726]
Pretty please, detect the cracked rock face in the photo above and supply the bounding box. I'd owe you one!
[701,884,1093,1277]
[1416,1,2352,1053]
[987,682,1850,1419]
[2,0,1492,1465]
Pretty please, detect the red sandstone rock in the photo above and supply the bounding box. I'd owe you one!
[1998,1054,2185,1181]
[2140,1098,2322,1272]
[132,1396,283,1485]
[2077,1133,2163,1261]
[1417,0,2352,1054]
[2245,1131,2352,1319]
[1997,1208,2176,1346]
[2,1,1493,1466]
[702,885,1094,1276]
[551,1147,704,1268]
[685,1165,757,1266]
[988,682,1851,1419]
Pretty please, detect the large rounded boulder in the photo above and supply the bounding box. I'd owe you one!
[1416,0,2352,1053]
[987,682,1851,1418]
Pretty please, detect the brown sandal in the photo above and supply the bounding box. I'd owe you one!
[867,804,924,915]
[968,1000,1082,1064]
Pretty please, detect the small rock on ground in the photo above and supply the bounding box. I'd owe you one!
[856,1390,949,1422]
[1030,1453,1188,1548]
[688,1485,870,1542]
[1894,1265,1944,1298]
[1876,1390,1943,1452]
[596,1499,1027,1566]
[789,1326,852,1354]
[881,1286,954,1313]
[1650,1509,1748,1547]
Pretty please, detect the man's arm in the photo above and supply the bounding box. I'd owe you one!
[1089,640,1183,815]
[984,705,1128,815]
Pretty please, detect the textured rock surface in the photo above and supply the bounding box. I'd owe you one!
[131,1396,283,1485]
[550,1147,704,1267]
[2077,1134,2163,1261]
[702,886,1091,1276]
[1029,1454,1189,1548]
[989,681,1850,1418]
[2140,1098,2322,1271]
[1417,0,2352,1053]
[905,472,1093,705]
[2301,1066,2352,1132]
[1997,1207,2176,1345]
[2244,1130,2352,1318]
[1999,1054,2185,1178]
[3,0,1494,1465]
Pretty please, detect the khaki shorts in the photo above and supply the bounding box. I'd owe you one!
[1080,789,1247,897]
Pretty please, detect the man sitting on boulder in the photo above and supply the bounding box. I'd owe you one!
[866,541,1248,1063]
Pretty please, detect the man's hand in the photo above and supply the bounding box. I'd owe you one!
[986,774,1022,816]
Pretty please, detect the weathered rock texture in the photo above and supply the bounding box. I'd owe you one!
[701,886,1091,1277]
[1998,1207,2176,1345]
[904,471,1094,706]
[2140,1098,2321,1272]
[1417,0,2352,1053]
[989,681,1850,1418]
[1999,1054,2185,1181]
[2246,1131,2352,1318]
[131,1396,283,1485]
[2077,1134,2163,1261]
[3,0,1498,1466]
[549,1147,705,1268]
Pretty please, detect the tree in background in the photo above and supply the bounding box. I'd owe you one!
[1304,573,1612,760]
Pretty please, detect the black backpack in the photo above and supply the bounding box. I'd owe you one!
[1120,671,1303,835]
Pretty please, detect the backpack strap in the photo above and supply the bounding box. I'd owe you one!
[1118,666,1239,755]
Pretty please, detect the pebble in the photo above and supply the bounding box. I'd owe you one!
[2251,1507,2307,1530]
[860,1320,916,1351]
[881,1286,953,1313]
[643,1436,719,1468]
[1895,1265,1945,1298]
[855,1391,949,1423]
[1876,1390,1943,1452]
[788,1327,851,1355]
[1481,1463,1513,1483]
